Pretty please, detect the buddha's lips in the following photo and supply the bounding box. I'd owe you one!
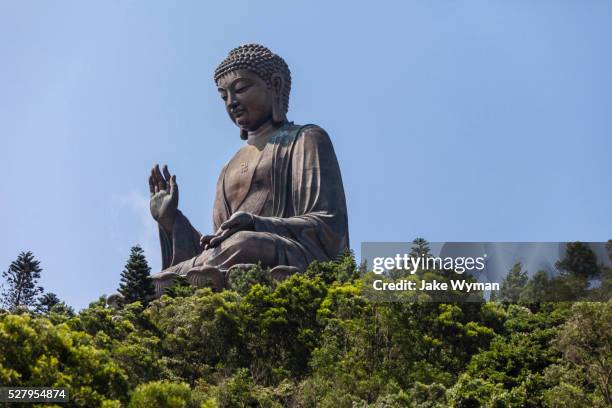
[232,109,245,118]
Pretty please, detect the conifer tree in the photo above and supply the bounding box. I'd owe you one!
[36,292,73,315]
[37,292,60,312]
[1,251,44,311]
[410,237,431,258]
[406,237,432,276]
[498,262,528,303]
[555,242,600,279]
[118,245,155,306]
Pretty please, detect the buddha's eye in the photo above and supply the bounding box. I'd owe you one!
[235,84,250,94]
[219,93,227,101]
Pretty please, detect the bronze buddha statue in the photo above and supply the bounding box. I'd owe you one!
[147,44,349,296]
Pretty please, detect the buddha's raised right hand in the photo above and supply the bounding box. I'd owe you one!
[149,164,178,234]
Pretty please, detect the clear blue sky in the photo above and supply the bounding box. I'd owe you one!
[1,1,610,309]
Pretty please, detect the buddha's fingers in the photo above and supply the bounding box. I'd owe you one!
[154,164,166,191]
[220,218,236,230]
[148,170,156,196]
[200,234,215,248]
[150,167,160,193]
[169,174,178,197]
[162,165,172,184]
[209,228,232,248]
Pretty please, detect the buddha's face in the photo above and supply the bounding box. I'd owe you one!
[217,69,274,132]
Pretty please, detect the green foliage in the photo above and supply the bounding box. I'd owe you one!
[0,314,128,407]
[37,292,75,317]
[447,375,509,407]
[518,270,553,304]
[147,288,244,383]
[543,363,601,408]
[164,275,196,298]
[489,242,612,305]
[305,249,359,284]
[498,262,528,303]
[0,251,609,406]
[590,262,612,301]
[215,368,284,408]
[118,245,155,306]
[410,237,432,258]
[227,263,271,295]
[549,301,612,406]
[73,299,171,389]
[1,251,44,311]
[556,241,600,279]
[37,292,61,312]
[242,274,328,382]
[407,382,448,408]
[128,381,195,408]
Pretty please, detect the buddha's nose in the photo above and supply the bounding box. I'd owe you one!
[227,96,239,109]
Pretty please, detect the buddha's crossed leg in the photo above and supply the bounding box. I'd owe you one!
[151,230,309,296]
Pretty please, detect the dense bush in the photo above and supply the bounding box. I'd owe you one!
[0,250,610,407]
[0,314,127,406]
[128,381,196,408]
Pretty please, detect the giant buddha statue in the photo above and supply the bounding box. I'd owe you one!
[148,44,349,296]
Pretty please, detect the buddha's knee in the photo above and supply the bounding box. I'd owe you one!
[225,230,272,247]
[223,231,275,258]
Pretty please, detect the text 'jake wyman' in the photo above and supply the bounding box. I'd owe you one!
[371,254,499,292]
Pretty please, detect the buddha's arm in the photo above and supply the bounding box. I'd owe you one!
[159,210,203,269]
[250,126,349,258]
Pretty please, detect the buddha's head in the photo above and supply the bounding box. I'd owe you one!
[214,44,291,139]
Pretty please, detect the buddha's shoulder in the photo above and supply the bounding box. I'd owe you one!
[281,123,331,144]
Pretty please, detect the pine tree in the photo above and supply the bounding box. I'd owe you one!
[36,292,74,316]
[555,242,600,279]
[1,251,44,311]
[498,262,528,303]
[407,237,432,276]
[410,237,431,258]
[37,292,60,312]
[118,245,155,306]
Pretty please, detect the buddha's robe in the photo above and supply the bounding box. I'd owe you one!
[156,122,349,276]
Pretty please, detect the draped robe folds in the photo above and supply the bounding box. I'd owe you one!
[156,123,349,277]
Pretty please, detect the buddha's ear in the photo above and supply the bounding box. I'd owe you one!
[271,73,286,123]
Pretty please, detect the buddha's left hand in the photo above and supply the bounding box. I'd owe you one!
[206,211,254,248]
